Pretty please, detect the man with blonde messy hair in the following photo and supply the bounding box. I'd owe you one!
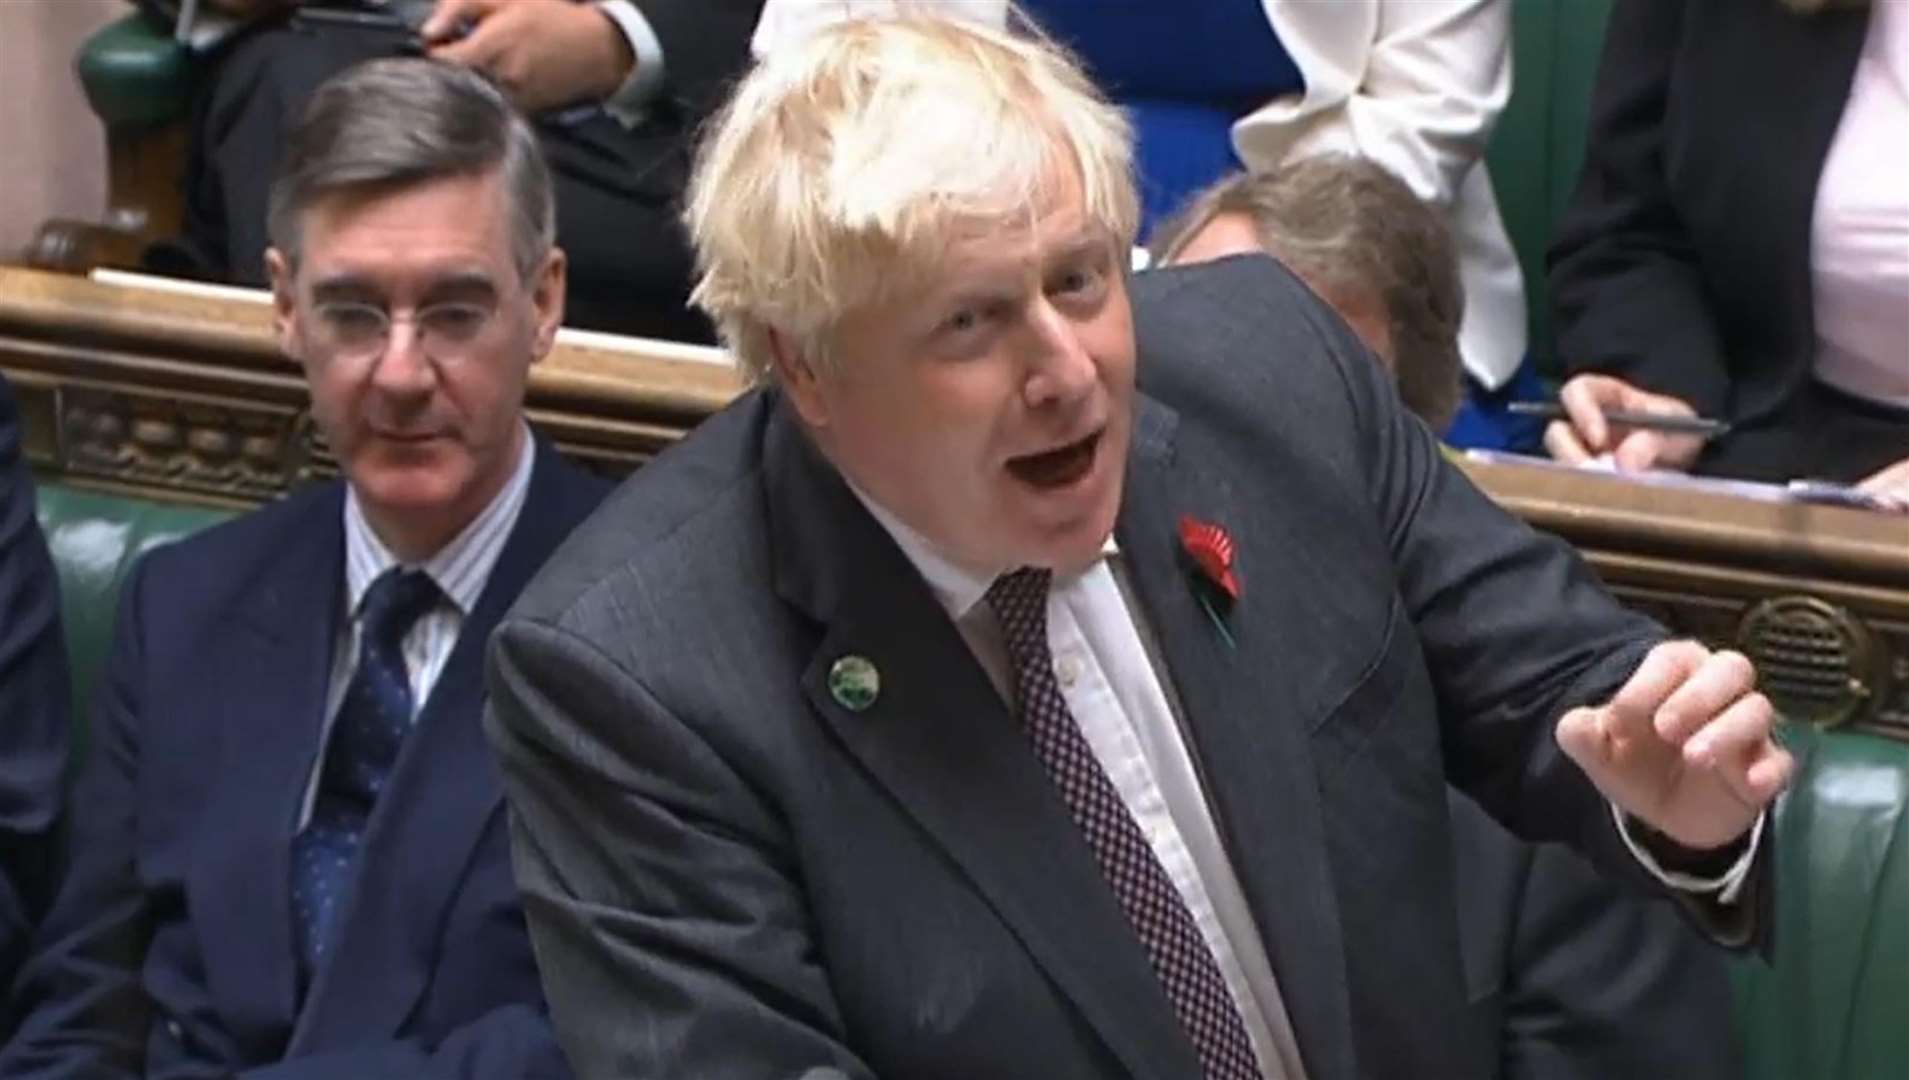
[488,14,1782,1079]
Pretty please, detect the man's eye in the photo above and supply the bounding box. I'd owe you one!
[423,304,490,341]
[1054,265,1105,297]
[941,309,979,335]
[323,305,386,339]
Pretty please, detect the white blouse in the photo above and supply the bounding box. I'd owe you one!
[1811,0,1909,407]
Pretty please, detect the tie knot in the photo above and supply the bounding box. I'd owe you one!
[985,566,1053,653]
[360,568,441,644]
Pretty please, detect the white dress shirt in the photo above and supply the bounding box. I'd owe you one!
[856,494,1309,1080]
[1811,0,1909,408]
[298,430,536,829]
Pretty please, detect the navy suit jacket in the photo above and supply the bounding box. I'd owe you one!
[0,374,69,996]
[1,437,608,1079]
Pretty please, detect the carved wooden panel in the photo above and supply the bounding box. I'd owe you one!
[1475,461,1909,742]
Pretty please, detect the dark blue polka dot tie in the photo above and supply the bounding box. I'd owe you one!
[987,567,1262,1080]
[290,567,440,992]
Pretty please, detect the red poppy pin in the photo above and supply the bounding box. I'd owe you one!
[1178,514,1239,647]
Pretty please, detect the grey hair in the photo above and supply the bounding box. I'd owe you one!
[1150,156,1466,430]
[266,57,555,279]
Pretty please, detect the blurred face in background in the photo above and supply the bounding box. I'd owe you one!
[1169,210,1396,368]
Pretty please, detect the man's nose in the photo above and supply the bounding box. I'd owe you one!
[1023,300,1097,407]
[369,319,436,396]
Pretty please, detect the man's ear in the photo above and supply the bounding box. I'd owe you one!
[264,247,300,359]
[527,247,568,364]
[768,327,830,429]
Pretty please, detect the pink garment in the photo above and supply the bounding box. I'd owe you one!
[1811,0,1909,407]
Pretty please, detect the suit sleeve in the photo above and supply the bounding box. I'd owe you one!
[232,1003,570,1080]
[0,560,153,1079]
[1546,0,1732,414]
[1342,267,1771,942]
[484,616,878,1080]
[0,376,68,986]
[1447,794,1741,1080]
[1233,0,1508,210]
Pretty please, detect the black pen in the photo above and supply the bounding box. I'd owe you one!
[1507,401,1731,439]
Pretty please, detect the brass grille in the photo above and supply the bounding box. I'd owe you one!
[1737,597,1881,729]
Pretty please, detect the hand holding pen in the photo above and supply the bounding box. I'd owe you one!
[1537,374,1719,473]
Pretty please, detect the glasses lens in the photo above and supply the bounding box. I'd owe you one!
[420,303,494,357]
[316,302,387,360]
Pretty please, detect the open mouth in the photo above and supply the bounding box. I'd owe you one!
[1006,430,1101,490]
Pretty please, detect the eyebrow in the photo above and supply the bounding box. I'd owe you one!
[309,277,383,305]
[420,272,500,305]
[308,271,500,306]
[1045,231,1113,270]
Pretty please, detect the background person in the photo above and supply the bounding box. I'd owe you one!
[145,0,762,342]
[1545,0,1908,502]
[1,59,607,1079]
[0,372,69,1013]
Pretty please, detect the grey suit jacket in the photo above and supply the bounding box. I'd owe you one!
[486,256,1753,1078]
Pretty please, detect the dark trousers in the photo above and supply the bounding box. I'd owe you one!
[173,20,715,343]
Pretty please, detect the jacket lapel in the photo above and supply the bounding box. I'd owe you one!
[190,486,346,1049]
[766,403,1206,1080]
[1113,396,1356,1080]
[292,443,604,1051]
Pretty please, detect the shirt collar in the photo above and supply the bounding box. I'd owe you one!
[343,424,536,618]
[848,483,1119,622]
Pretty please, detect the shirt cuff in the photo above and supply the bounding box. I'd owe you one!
[1613,802,1764,906]
[595,0,667,126]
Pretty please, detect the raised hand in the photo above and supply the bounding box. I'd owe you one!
[1556,640,1791,850]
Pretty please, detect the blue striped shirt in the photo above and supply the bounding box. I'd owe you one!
[297,428,535,828]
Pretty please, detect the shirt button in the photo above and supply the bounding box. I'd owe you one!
[1056,655,1082,688]
[165,1019,184,1041]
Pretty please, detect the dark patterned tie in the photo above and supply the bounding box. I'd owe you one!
[290,567,441,990]
[987,567,1262,1080]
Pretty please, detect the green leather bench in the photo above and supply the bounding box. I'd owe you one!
[29,10,197,271]
[1485,0,1615,376]
[1736,724,1909,1079]
[34,482,230,725]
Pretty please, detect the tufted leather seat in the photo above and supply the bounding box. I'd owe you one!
[34,482,230,729]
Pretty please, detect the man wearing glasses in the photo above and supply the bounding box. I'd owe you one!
[0,58,605,1079]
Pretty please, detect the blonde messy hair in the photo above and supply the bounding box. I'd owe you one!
[683,11,1138,383]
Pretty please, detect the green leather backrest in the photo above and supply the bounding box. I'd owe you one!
[1486,0,1614,376]
[1733,723,1909,1080]
[34,482,232,728]
[75,12,198,132]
